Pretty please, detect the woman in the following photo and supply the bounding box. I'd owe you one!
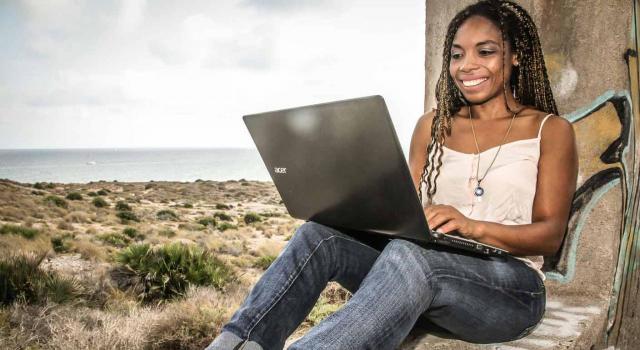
[208,0,578,349]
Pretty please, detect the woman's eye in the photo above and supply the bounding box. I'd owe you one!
[451,53,462,59]
[479,50,495,56]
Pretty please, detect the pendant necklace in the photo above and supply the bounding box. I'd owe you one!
[468,105,518,202]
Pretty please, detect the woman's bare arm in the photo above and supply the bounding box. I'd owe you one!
[409,111,435,193]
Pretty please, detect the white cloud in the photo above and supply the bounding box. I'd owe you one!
[0,0,425,151]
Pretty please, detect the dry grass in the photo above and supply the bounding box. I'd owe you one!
[0,179,311,349]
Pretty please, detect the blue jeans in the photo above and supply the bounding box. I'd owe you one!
[206,221,546,350]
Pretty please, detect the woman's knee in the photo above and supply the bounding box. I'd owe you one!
[292,221,338,243]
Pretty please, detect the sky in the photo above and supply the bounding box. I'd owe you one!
[0,0,425,151]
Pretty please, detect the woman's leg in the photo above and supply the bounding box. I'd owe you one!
[289,238,545,349]
[206,221,381,350]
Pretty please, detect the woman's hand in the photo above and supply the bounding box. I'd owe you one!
[423,204,481,240]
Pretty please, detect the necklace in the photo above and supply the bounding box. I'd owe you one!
[468,105,518,201]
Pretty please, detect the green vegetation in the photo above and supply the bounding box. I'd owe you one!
[92,197,109,208]
[157,209,178,221]
[97,189,109,196]
[116,211,139,223]
[197,217,217,227]
[0,253,83,306]
[33,182,55,190]
[253,255,277,270]
[260,211,283,218]
[115,201,132,211]
[51,233,73,253]
[182,203,194,208]
[97,233,130,247]
[65,192,83,200]
[87,191,98,197]
[0,224,40,239]
[44,195,68,209]
[115,243,234,302]
[213,212,232,221]
[217,222,236,232]
[215,203,230,210]
[243,212,262,224]
[31,190,44,196]
[122,227,140,239]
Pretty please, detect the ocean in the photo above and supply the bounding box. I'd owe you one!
[0,148,271,184]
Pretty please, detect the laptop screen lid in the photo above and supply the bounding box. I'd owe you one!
[243,95,431,243]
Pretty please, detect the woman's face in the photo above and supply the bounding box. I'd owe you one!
[448,15,517,105]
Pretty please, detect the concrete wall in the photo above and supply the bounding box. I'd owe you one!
[424,1,639,348]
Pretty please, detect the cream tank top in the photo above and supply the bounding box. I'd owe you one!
[420,114,553,282]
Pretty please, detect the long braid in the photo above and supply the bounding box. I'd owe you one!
[418,0,558,205]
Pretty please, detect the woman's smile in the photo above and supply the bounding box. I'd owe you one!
[459,76,490,92]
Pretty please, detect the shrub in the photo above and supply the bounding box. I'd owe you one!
[253,255,277,270]
[122,227,139,239]
[0,253,83,305]
[115,201,132,211]
[44,195,68,209]
[92,197,109,208]
[51,234,73,253]
[65,192,83,200]
[243,212,261,224]
[213,212,232,221]
[217,222,236,232]
[33,182,54,190]
[97,189,109,196]
[31,190,44,196]
[0,224,40,239]
[116,211,139,223]
[215,203,230,210]
[157,209,178,221]
[197,217,217,227]
[260,211,283,218]
[115,243,234,302]
[183,203,194,208]
[87,191,98,197]
[97,233,130,247]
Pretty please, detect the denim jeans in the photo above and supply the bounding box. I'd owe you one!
[206,221,546,350]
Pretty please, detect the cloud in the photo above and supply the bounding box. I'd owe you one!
[240,0,337,13]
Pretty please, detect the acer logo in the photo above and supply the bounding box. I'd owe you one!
[274,167,287,174]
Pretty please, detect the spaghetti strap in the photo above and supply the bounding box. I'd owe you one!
[537,113,554,139]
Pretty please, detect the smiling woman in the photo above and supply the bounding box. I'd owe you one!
[206,1,578,349]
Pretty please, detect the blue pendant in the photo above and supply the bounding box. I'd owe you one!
[474,186,484,197]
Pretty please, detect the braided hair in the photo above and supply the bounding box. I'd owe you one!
[418,0,558,205]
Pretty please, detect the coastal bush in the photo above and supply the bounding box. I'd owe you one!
[87,191,98,197]
[122,227,139,239]
[44,195,68,209]
[253,255,276,270]
[115,201,132,211]
[92,197,109,208]
[116,211,139,223]
[97,233,130,247]
[183,203,194,208]
[157,209,178,221]
[51,234,73,253]
[31,190,44,196]
[217,223,236,232]
[65,192,83,200]
[0,224,40,239]
[243,212,261,224]
[114,243,234,302]
[33,182,55,190]
[97,189,109,196]
[215,203,230,210]
[0,253,84,306]
[213,212,232,221]
[197,217,217,227]
[260,211,283,218]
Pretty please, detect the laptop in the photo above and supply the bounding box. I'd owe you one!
[242,95,508,257]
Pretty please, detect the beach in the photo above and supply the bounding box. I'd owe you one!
[0,178,351,349]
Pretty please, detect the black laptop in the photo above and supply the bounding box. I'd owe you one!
[242,95,508,257]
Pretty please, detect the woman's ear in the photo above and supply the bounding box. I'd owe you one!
[511,52,519,67]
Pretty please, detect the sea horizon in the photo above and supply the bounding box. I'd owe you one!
[0,147,271,184]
